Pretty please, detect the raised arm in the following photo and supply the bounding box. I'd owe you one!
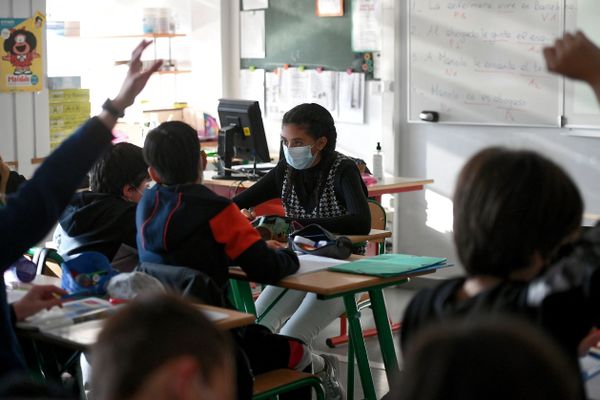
[0,41,162,270]
[544,31,600,103]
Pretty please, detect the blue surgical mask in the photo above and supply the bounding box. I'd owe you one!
[283,144,316,170]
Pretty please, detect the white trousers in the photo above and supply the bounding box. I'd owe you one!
[255,286,350,347]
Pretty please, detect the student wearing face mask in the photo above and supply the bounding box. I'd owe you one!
[234,102,370,234]
[53,142,150,266]
[233,103,371,400]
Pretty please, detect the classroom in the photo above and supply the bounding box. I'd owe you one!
[3,0,600,399]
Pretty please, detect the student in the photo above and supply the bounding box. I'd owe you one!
[53,142,149,266]
[0,40,161,379]
[92,294,234,400]
[400,147,599,395]
[544,31,600,102]
[233,103,370,399]
[137,121,315,399]
[394,318,580,400]
[234,103,370,234]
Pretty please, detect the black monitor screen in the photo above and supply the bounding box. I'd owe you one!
[217,99,270,163]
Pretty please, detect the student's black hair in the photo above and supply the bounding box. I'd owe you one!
[282,103,337,157]
[91,294,232,400]
[143,121,200,185]
[394,317,581,400]
[453,147,583,277]
[89,142,148,196]
[3,29,36,54]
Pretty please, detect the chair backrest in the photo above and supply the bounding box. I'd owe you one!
[368,200,386,230]
[30,247,64,278]
[136,262,227,307]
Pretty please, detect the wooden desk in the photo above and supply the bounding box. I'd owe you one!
[345,228,391,244]
[18,304,255,352]
[202,171,433,202]
[228,263,435,400]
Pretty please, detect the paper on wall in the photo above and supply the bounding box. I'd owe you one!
[338,72,365,123]
[243,0,269,10]
[240,11,265,58]
[280,67,310,111]
[240,68,266,114]
[265,70,285,120]
[308,70,337,114]
[352,0,382,52]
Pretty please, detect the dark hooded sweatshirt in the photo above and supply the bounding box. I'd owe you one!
[55,192,137,261]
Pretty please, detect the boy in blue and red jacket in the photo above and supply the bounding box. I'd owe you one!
[137,121,310,400]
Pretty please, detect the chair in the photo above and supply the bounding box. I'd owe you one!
[367,199,387,254]
[28,247,64,277]
[253,369,325,400]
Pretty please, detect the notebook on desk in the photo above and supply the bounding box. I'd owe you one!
[328,254,450,278]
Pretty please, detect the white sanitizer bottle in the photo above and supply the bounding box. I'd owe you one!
[372,142,384,181]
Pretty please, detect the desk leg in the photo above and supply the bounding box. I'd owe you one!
[343,294,377,400]
[229,279,257,317]
[368,289,399,383]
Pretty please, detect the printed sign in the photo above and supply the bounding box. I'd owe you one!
[0,11,45,92]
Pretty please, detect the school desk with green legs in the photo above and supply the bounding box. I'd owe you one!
[228,265,436,400]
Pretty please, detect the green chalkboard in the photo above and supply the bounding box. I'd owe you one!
[240,0,362,72]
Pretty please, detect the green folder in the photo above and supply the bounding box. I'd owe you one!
[328,254,448,277]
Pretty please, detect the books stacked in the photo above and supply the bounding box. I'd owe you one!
[49,88,91,149]
[328,254,450,277]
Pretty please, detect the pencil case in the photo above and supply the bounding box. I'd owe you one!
[288,224,352,260]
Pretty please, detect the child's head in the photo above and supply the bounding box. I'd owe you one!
[143,121,201,185]
[281,103,337,161]
[395,317,580,400]
[454,147,583,278]
[89,142,148,202]
[92,294,234,400]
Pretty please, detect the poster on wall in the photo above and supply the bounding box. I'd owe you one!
[0,11,45,92]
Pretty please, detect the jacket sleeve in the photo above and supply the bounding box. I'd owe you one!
[0,117,113,271]
[209,203,299,283]
[526,223,600,343]
[232,165,281,210]
[293,161,372,234]
[5,171,27,194]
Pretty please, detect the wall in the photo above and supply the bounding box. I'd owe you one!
[224,0,397,173]
[1,0,226,178]
[0,0,49,178]
[394,4,600,273]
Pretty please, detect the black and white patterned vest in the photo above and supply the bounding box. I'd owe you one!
[282,152,348,219]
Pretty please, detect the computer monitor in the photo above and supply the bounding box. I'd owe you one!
[214,99,271,180]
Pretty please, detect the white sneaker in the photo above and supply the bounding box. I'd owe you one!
[316,354,345,400]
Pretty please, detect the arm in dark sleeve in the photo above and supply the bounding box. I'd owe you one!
[0,117,113,271]
[209,203,299,283]
[232,165,281,210]
[526,222,600,338]
[5,171,27,194]
[119,205,139,249]
[293,163,371,234]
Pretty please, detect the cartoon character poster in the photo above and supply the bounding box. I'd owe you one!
[0,11,44,92]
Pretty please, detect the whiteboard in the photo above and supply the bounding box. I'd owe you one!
[563,0,600,129]
[408,0,563,127]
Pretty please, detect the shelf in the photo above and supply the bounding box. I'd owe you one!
[88,33,186,39]
[158,70,191,75]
